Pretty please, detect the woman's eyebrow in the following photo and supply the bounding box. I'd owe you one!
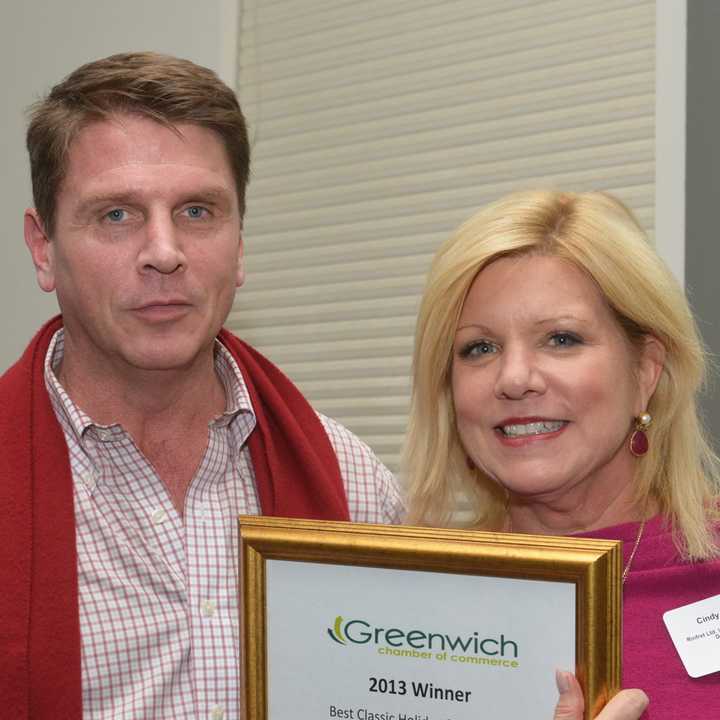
[532,313,584,326]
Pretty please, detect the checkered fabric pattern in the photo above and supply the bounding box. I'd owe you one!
[45,329,404,720]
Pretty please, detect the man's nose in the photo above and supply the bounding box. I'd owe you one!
[137,214,186,275]
[493,345,546,400]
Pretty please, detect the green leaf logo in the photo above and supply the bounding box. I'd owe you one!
[327,615,346,644]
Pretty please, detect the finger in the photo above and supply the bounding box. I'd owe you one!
[595,689,649,720]
[553,670,584,720]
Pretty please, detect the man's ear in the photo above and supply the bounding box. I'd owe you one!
[24,209,56,292]
[235,233,245,288]
[636,335,666,412]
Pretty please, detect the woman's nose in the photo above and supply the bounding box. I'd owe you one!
[493,346,546,399]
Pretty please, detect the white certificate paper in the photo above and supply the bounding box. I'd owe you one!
[265,560,575,720]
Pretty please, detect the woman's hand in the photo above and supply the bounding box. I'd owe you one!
[553,671,649,720]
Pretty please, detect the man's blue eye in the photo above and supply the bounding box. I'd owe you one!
[186,206,206,218]
[106,209,126,222]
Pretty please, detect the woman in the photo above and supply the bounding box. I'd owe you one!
[404,190,720,719]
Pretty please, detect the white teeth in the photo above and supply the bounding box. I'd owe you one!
[502,421,564,437]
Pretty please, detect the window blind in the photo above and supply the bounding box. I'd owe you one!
[230,0,656,473]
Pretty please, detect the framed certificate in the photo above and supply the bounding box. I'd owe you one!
[239,517,622,720]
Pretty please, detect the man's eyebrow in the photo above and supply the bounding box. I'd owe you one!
[188,186,234,201]
[75,192,138,213]
[74,186,234,214]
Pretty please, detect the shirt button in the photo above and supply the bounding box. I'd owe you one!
[211,707,225,720]
[151,508,168,525]
[201,599,217,618]
[96,428,113,441]
[81,471,96,491]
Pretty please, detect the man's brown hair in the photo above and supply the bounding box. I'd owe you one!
[26,51,250,236]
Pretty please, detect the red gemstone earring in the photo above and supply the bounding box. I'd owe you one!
[629,412,652,457]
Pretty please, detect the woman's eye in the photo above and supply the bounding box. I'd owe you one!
[548,332,581,348]
[460,340,498,358]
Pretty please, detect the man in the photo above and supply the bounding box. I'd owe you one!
[0,52,403,720]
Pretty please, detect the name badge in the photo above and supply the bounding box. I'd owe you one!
[663,594,720,677]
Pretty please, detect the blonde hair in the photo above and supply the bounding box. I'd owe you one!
[403,190,720,559]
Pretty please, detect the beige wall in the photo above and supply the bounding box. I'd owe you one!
[0,0,237,372]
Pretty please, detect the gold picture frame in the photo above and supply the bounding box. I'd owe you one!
[239,516,622,720]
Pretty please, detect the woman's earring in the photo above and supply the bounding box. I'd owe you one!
[629,412,652,457]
